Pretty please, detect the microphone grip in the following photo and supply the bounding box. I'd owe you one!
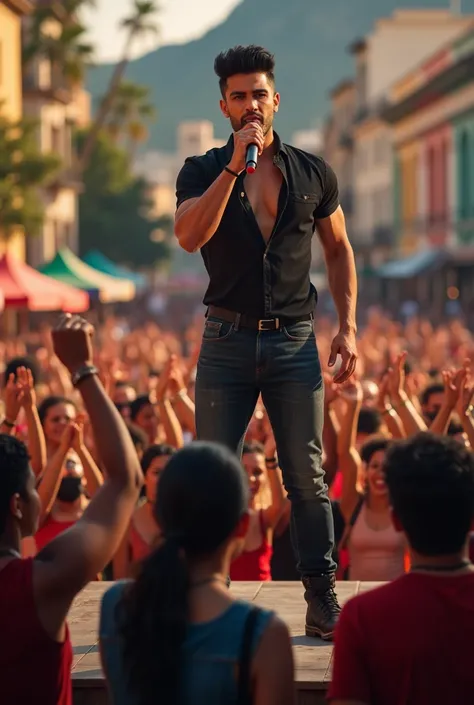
[246,144,258,174]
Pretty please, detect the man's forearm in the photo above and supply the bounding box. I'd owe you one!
[175,169,237,253]
[326,243,357,332]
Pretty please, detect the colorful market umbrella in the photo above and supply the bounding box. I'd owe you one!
[83,250,147,289]
[0,252,89,311]
[40,248,135,303]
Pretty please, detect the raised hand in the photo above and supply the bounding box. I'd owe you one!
[17,366,36,410]
[52,313,94,375]
[442,368,467,411]
[387,351,407,401]
[4,373,25,425]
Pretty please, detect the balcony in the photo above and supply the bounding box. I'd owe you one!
[23,74,71,106]
[373,225,394,247]
[47,168,83,195]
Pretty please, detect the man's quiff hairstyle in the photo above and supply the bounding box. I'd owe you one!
[214,45,275,98]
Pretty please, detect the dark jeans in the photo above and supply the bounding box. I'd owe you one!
[195,315,336,577]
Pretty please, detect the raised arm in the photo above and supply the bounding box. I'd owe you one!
[456,370,474,450]
[387,353,427,436]
[261,421,285,531]
[175,123,264,253]
[17,367,47,477]
[430,369,465,436]
[34,315,143,635]
[337,381,364,522]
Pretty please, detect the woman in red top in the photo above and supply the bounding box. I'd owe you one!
[35,396,103,551]
[0,314,142,705]
[230,437,285,581]
[113,443,176,578]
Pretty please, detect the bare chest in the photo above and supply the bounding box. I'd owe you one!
[244,164,283,244]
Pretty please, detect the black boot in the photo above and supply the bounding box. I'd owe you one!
[303,574,341,641]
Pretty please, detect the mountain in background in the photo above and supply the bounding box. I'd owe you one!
[86,0,474,152]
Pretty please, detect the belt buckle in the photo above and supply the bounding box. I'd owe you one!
[258,318,279,331]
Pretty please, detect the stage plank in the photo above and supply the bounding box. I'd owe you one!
[70,581,382,705]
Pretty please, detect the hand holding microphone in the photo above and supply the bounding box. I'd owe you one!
[227,120,264,176]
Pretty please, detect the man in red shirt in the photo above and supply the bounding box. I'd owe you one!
[328,432,474,705]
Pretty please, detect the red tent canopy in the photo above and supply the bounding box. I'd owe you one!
[0,252,89,312]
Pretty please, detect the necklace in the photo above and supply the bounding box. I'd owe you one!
[189,576,229,589]
[411,560,471,573]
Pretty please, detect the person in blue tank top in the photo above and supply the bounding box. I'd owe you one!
[99,441,295,705]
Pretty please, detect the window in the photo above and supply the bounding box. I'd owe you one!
[51,125,62,155]
[459,130,470,220]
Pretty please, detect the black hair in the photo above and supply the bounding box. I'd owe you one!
[119,442,248,705]
[4,357,39,387]
[129,394,152,422]
[357,407,382,436]
[384,432,474,556]
[141,444,176,475]
[360,436,391,465]
[214,45,275,97]
[242,440,265,456]
[447,418,464,436]
[420,382,445,407]
[38,395,77,426]
[127,423,149,454]
[0,435,31,534]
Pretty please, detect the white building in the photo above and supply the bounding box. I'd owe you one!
[22,11,81,266]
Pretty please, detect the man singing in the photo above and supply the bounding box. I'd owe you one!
[175,45,357,640]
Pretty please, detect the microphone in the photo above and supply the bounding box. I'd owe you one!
[246,144,258,174]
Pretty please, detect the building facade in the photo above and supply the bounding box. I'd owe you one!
[349,9,473,262]
[22,9,81,267]
[0,0,32,260]
[383,25,474,309]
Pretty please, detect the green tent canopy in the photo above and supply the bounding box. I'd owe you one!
[83,250,147,289]
[40,248,135,303]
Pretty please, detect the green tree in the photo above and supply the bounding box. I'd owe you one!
[0,114,60,237]
[23,3,94,90]
[78,0,160,173]
[105,80,156,161]
[76,129,170,268]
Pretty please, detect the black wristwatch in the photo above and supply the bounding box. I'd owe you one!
[71,364,99,387]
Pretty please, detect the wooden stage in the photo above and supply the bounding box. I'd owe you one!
[71,580,381,705]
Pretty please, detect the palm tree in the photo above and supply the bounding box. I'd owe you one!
[0,113,60,237]
[77,0,160,175]
[23,3,94,91]
[105,81,156,161]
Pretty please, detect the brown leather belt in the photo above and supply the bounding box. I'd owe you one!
[207,305,313,331]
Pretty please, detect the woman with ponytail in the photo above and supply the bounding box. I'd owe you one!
[99,441,295,705]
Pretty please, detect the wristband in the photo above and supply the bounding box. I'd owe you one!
[1,418,15,428]
[71,364,99,388]
[224,166,240,178]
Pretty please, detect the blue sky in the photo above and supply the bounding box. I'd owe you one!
[84,0,241,62]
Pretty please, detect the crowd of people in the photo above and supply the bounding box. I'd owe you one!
[1,309,474,703]
[1,309,473,582]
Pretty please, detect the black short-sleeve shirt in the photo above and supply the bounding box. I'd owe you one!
[176,132,339,318]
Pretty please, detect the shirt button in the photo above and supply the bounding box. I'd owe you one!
[304,195,308,200]
[240,192,245,198]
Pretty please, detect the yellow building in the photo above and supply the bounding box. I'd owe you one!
[0,0,33,259]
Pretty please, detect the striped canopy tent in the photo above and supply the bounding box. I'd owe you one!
[40,248,135,303]
[0,252,88,311]
[83,250,147,290]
